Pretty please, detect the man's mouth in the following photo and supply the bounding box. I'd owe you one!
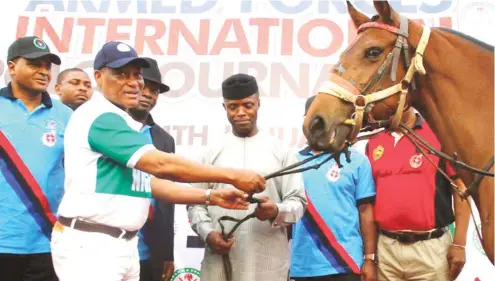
[123,91,139,99]
[139,100,151,107]
[35,79,48,85]
[74,94,88,101]
[235,120,250,125]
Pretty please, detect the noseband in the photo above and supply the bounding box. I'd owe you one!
[318,16,431,143]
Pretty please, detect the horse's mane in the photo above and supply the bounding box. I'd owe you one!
[435,27,494,53]
[369,15,493,53]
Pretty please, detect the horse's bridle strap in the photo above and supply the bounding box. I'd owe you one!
[317,17,432,142]
[358,22,402,36]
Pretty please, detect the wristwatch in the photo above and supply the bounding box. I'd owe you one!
[205,189,212,205]
[364,253,377,263]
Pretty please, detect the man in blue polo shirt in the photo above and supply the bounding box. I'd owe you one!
[290,96,377,281]
[0,36,72,280]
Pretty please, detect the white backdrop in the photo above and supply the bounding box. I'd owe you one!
[0,1,494,280]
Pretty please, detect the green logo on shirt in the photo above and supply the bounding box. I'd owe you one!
[171,268,201,281]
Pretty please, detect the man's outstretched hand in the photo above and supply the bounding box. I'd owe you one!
[211,189,250,210]
[231,170,266,194]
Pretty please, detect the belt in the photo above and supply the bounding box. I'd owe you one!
[380,228,445,243]
[58,216,138,240]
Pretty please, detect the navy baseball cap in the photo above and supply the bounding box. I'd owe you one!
[93,41,150,70]
[7,36,61,65]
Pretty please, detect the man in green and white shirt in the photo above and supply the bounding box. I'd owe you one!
[51,41,266,281]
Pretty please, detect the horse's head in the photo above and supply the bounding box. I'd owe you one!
[303,0,429,152]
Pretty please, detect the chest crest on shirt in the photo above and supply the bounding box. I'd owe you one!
[44,120,59,130]
[41,131,57,147]
[372,145,384,161]
[409,154,423,168]
[326,163,341,182]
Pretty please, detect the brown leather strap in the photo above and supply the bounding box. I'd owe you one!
[380,228,445,243]
[58,216,138,240]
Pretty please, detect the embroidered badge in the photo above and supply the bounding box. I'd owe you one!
[41,131,56,147]
[33,38,47,50]
[326,163,341,182]
[44,120,59,130]
[373,145,384,160]
[410,154,423,168]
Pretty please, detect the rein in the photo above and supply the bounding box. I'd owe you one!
[395,122,488,246]
[217,151,346,281]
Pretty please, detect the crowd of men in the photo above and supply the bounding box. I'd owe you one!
[0,35,473,281]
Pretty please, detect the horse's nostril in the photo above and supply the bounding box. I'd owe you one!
[310,115,326,135]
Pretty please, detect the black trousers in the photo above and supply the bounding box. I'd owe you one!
[139,260,156,281]
[0,253,57,281]
[292,273,360,281]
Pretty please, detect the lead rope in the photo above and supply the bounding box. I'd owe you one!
[217,151,337,281]
[398,122,484,247]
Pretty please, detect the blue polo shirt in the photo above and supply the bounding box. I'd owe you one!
[137,125,156,260]
[0,83,72,254]
[290,147,376,277]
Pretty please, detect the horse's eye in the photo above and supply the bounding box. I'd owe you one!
[365,47,383,59]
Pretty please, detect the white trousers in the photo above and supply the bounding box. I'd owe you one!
[50,222,140,281]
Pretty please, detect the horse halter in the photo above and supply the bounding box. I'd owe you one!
[317,16,431,143]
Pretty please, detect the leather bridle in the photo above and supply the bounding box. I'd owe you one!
[318,16,431,144]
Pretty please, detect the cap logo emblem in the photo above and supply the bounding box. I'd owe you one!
[117,43,131,52]
[33,38,47,50]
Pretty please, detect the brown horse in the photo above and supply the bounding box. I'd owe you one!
[303,0,494,263]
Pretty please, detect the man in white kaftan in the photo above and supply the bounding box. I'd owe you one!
[187,73,307,281]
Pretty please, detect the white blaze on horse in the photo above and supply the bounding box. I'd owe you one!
[302,0,494,264]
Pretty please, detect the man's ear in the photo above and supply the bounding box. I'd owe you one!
[8,60,17,77]
[94,70,103,89]
[222,102,226,111]
[54,84,62,95]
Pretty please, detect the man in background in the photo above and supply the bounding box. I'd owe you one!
[187,73,307,281]
[54,67,93,110]
[128,57,176,281]
[365,106,470,281]
[290,96,377,281]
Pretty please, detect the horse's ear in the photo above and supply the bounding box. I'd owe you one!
[347,0,370,29]
[373,0,394,24]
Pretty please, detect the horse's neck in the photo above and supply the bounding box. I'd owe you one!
[408,24,494,170]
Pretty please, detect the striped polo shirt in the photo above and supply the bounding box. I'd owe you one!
[57,92,155,231]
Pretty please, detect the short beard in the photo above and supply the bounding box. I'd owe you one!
[233,129,251,137]
[128,108,149,122]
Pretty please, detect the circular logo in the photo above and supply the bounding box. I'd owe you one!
[409,154,423,169]
[472,223,487,256]
[326,163,341,182]
[33,38,47,50]
[171,268,201,281]
[41,131,56,147]
[117,43,131,52]
[44,120,59,131]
